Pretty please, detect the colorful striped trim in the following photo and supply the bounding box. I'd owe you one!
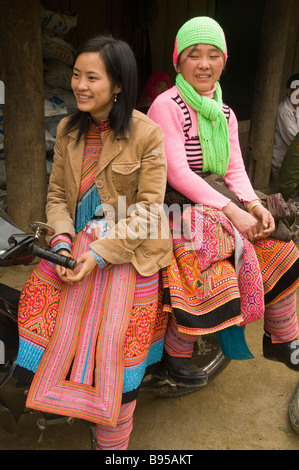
[122,337,164,393]
[90,249,107,269]
[16,337,46,373]
[26,262,137,426]
[75,120,110,233]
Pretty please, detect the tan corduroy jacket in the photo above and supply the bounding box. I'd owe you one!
[46,110,172,276]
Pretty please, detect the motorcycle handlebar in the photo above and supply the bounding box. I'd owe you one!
[31,244,77,270]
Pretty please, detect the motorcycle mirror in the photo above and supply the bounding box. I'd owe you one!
[29,222,56,239]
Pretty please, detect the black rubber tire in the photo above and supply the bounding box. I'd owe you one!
[289,379,299,434]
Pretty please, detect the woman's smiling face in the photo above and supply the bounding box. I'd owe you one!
[177,43,225,92]
[71,52,121,123]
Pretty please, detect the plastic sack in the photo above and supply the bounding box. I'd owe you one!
[42,31,75,66]
[44,59,73,90]
[44,87,76,111]
[44,98,68,117]
[41,7,78,35]
[45,114,67,142]
[45,129,55,152]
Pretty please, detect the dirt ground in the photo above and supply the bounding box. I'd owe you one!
[1,263,299,451]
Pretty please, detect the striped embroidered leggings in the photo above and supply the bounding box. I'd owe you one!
[165,290,299,357]
[264,291,299,343]
[95,400,136,450]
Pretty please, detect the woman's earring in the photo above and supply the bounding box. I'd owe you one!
[114,94,118,103]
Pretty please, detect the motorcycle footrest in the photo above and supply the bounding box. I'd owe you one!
[37,415,75,431]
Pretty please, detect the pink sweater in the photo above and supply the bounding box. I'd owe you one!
[148,85,257,210]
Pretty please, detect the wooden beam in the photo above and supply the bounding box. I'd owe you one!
[0,0,47,230]
[246,0,293,190]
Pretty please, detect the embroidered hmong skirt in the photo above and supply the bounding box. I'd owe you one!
[15,219,168,426]
[163,205,299,336]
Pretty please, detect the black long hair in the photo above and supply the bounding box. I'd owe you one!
[64,35,138,142]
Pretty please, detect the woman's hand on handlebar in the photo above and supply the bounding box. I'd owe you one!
[54,249,75,283]
[70,251,97,284]
[56,250,97,285]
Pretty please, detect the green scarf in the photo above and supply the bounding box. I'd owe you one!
[176,73,230,177]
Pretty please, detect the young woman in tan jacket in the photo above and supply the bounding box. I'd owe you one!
[14,35,172,450]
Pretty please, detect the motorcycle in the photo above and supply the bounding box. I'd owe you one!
[0,212,233,446]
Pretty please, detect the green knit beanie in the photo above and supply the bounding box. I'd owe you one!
[173,17,230,177]
[173,16,228,67]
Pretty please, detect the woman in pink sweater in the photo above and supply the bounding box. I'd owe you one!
[148,16,299,384]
